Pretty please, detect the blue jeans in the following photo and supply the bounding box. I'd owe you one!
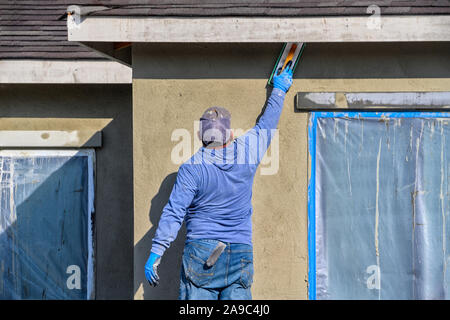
[179,239,254,300]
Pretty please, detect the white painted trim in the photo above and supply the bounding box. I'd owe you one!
[67,15,450,42]
[0,60,131,84]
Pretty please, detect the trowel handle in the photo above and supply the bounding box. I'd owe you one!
[278,60,293,75]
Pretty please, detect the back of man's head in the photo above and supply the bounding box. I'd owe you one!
[199,106,232,147]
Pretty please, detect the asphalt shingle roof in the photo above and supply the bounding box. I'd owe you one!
[87,1,450,17]
[0,1,104,59]
[1,1,450,60]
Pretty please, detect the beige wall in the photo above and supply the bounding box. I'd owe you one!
[132,42,450,300]
[133,79,309,300]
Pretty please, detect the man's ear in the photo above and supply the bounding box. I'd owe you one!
[197,130,201,141]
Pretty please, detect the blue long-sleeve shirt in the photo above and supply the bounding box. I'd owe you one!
[151,88,286,256]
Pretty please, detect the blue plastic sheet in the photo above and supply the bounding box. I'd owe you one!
[309,112,450,300]
[0,151,94,300]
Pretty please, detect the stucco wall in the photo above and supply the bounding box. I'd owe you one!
[132,42,450,300]
[132,43,309,300]
[0,84,133,299]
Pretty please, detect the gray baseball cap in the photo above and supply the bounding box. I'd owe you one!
[200,106,231,146]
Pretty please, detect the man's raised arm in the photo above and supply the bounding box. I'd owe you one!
[256,66,293,132]
[241,66,294,164]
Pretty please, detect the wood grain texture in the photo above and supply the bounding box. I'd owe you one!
[2,1,450,59]
[0,60,132,83]
[68,16,450,42]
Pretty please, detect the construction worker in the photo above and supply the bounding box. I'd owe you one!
[145,65,293,300]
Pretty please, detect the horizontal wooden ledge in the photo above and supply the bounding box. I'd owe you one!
[296,91,450,111]
[67,15,450,42]
[0,60,131,84]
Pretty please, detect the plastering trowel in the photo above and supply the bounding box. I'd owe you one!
[268,42,306,86]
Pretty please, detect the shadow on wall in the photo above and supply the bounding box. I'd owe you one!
[133,42,450,80]
[134,172,187,300]
[0,84,134,299]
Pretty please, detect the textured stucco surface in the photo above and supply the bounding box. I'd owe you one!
[132,42,450,300]
[132,43,309,300]
[0,84,133,299]
[133,79,309,299]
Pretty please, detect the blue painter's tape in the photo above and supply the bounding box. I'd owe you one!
[312,111,450,119]
[307,112,317,300]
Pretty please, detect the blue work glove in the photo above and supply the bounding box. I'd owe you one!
[145,252,161,287]
[272,63,293,93]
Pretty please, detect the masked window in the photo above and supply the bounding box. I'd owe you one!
[308,112,450,300]
[0,150,94,299]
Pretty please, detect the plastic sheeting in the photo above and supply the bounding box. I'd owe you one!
[0,150,94,300]
[309,112,450,300]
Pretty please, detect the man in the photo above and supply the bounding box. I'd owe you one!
[145,65,293,300]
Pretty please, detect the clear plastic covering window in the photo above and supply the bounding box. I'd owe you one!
[308,112,450,300]
[0,150,94,300]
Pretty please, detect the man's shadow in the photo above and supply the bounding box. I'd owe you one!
[134,172,186,300]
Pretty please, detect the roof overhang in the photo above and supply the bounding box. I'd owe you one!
[67,15,450,42]
[0,60,131,84]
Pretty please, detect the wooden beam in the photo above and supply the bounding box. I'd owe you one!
[296,92,450,110]
[68,15,450,42]
[0,60,131,84]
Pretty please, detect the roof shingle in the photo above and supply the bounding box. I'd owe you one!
[83,0,450,17]
[1,1,450,60]
[0,1,104,59]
